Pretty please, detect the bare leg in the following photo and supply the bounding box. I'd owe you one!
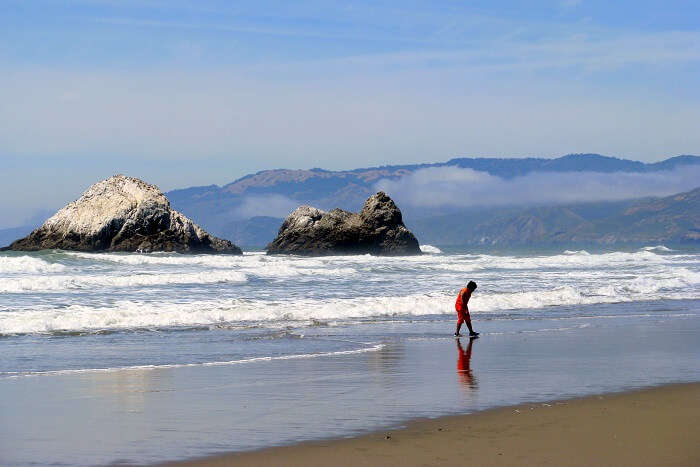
[464,313,478,336]
[455,314,465,335]
[465,319,474,334]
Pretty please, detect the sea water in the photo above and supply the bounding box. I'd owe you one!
[1,245,699,464]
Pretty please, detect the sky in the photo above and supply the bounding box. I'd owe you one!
[1,0,699,228]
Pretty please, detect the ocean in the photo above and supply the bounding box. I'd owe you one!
[1,245,699,464]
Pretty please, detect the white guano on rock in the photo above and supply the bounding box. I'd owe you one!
[5,175,242,254]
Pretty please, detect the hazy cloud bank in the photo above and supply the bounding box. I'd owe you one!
[232,194,299,219]
[376,166,700,208]
[2,68,700,165]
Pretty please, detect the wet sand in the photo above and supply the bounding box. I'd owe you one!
[172,382,700,466]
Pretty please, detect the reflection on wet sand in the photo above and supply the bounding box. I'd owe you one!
[83,368,171,413]
[456,337,478,390]
[366,342,406,387]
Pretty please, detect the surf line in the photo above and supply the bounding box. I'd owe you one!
[1,343,386,379]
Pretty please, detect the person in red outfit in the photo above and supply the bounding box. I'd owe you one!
[455,280,479,337]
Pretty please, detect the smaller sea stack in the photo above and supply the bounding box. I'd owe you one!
[266,192,421,256]
[5,175,242,254]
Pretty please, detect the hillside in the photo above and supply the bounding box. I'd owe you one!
[166,153,700,246]
[3,159,697,249]
[409,188,700,246]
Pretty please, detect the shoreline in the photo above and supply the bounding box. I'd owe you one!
[166,382,700,466]
[3,302,698,465]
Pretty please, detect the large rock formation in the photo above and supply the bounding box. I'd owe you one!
[266,192,421,255]
[4,175,242,254]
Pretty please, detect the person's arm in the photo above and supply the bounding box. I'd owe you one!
[461,290,470,310]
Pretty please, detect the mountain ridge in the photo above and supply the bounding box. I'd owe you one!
[171,153,700,199]
[408,187,700,246]
[166,153,700,245]
[3,154,697,248]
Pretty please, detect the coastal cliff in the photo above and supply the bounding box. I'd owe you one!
[266,192,420,255]
[4,175,242,254]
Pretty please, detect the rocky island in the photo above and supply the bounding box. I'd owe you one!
[266,192,420,255]
[4,175,242,254]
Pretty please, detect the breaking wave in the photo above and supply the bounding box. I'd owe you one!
[64,251,358,279]
[0,256,66,274]
[1,246,698,335]
[66,251,255,267]
[0,270,247,293]
[641,245,673,252]
[454,249,691,271]
[1,268,697,335]
[420,244,442,254]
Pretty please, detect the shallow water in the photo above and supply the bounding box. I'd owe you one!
[0,246,699,464]
[1,245,698,370]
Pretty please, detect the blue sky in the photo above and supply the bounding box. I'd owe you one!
[1,0,699,227]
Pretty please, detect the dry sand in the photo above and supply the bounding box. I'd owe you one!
[170,382,700,466]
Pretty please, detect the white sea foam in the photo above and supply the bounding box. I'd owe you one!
[66,251,253,267]
[62,249,691,275]
[0,295,445,334]
[64,251,357,279]
[641,245,673,252]
[241,264,359,279]
[2,267,698,335]
[420,244,442,254]
[1,343,386,378]
[1,247,698,334]
[0,256,66,274]
[461,250,687,271]
[0,270,247,293]
[406,250,689,277]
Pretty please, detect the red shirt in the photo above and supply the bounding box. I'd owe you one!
[455,287,471,312]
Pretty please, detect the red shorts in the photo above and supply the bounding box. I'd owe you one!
[456,308,470,321]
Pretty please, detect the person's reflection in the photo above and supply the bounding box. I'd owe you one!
[456,337,478,390]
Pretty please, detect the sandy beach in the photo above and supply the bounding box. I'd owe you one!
[4,1,700,464]
[172,382,700,466]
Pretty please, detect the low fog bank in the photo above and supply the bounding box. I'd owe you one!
[232,194,300,219]
[376,165,700,210]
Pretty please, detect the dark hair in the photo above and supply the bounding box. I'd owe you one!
[467,281,477,291]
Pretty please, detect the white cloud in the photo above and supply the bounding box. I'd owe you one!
[232,194,298,219]
[1,67,699,166]
[376,166,700,208]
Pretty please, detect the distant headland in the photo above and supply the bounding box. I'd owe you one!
[164,153,700,247]
[2,153,699,249]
